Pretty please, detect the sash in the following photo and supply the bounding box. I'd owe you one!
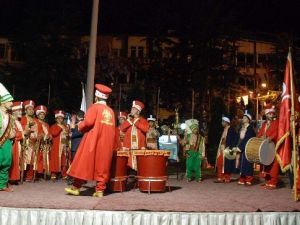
[0,111,13,147]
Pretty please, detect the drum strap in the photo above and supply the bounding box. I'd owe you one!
[235,138,242,149]
[0,114,13,147]
[191,134,201,152]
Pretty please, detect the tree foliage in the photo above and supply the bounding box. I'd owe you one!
[5,1,89,112]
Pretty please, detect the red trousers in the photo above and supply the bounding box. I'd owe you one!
[25,165,34,181]
[216,153,231,181]
[239,175,254,183]
[296,160,300,192]
[51,153,68,178]
[73,178,106,192]
[9,147,20,181]
[264,159,280,186]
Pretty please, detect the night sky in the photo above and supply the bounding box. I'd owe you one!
[0,0,300,36]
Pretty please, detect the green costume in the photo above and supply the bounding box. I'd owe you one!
[184,131,205,181]
[0,82,14,189]
[0,140,12,189]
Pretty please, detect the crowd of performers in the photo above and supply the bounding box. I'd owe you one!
[1,81,300,198]
[215,108,273,187]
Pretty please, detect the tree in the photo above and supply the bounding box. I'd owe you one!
[5,1,90,112]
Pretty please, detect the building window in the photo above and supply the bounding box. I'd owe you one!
[237,52,245,67]
[257,54,267,66]
[138,46,144,58]
[0,44,6,59]
[130,46,137,58]
[246,53,254,66]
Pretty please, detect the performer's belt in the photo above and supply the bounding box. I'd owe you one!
[0,114,13,147]
[147,138,156,143]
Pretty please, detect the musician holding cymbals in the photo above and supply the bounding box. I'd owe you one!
[214,115,239,183]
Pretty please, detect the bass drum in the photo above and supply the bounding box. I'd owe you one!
[245,137,275,166]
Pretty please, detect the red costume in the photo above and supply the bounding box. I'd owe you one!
[257,121,278,142]
[9,101,24,181]
[117,111,127,150]
[35,105,51,175]
[9,120,23,181]
[20,100,39,181]
[49,110,70,179]
[121,117,149,150]
[120,100,149,169]
[68,84,116,193]
[257,105,279,188]
[296,117,300,196]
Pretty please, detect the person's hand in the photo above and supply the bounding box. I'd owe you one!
[38,134,44,140]
[220,145,225,152]
[232,147,241,153]
[185,151,190,158]
[70,115,76,128]
[24,127,34,136]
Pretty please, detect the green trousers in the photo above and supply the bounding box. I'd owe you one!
[186,150,202,180]
[0,140,12,189]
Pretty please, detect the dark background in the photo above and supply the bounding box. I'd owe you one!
[1,0,300,36]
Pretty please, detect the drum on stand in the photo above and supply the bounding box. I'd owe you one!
[109,150,130,192]
[133,150,170,193]
[245,137,275,166]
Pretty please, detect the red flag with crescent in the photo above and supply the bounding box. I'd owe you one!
[276,53,292,172]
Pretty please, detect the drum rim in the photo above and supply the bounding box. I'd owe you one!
[115,150,130,157]
[132,150,171,156]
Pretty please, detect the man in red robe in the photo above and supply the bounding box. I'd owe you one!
[20,100,38,182]
[35,105,51,179]
[49,110,70,180]
[65,84,116,197]
[120,100,149,170]
[115,111,127,150]
[257,104,279,189]
[9,101,24,183]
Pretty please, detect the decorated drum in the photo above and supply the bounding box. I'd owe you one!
[109,150,130,192]
[245,137,275,166]
[132,150,170,192]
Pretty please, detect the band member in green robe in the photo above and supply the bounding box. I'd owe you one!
[0,83,14,192]
[182,120,205,182]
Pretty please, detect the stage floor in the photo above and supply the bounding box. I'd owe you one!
[0,173,299,212]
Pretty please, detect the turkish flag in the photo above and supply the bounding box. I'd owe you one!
[276,53,293,172]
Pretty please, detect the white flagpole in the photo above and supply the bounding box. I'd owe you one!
[80,82,87,112]
[86,0,100,107]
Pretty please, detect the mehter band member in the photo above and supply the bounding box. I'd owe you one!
[65,84,116,198]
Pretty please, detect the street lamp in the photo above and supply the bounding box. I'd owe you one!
[242,95,249,106]
[261,82,267,88]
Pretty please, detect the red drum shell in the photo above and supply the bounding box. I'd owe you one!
[109,151,129,192]
[133,150,170,192]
